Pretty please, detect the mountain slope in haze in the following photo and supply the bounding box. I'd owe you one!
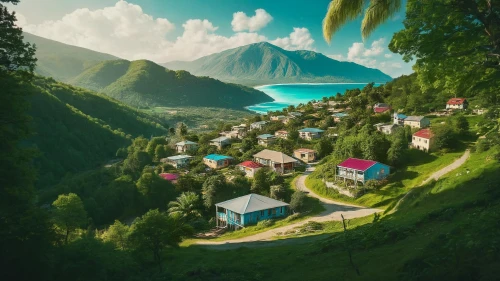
[25,76,168,188]
[163,42,392,86]
[23,32,119,82]
[70,59,273,109]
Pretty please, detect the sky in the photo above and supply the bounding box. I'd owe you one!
[9,0,414,77]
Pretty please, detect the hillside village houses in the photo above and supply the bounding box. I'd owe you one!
[299,128,325,140]
[210,136,231,149]
[393,113,407,125]
[161,155,193,168]
[336,158,390,186]
[257,134,276,147]
[374,123,399,135]
[289,112,303,117]
[236,161,264,178]
[275,130,289,139]
[294,148,317,163]
[412,128,435,152]
[446,98,468,110]
[253,149,298,174]
[203,154,233,169]
[373,103,391,113]
[219,130,241,139]
[270,115,287,122]
[332,112,349,122]
[403,115,430,129]
[250,121,268,130]
[175,140,197,153]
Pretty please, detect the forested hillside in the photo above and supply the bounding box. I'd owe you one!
[26,76,168,188]
[70,59,273,109]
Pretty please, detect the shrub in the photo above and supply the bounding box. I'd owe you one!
[290,191,306,213]
[256,219,274,229]
[476,139,490,153]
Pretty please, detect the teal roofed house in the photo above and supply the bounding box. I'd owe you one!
[393,112,408,125]
[257,133,276,147]
[203,154,233,169]
[161,155,193,168]
[298,128,325,140]
[216,194,290,230]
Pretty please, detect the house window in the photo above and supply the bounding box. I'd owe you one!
[424,140,427,143]
[261,210,264,216]
[281,207,284,214]
[268,209,272,216]
[272,209,276,215]
[413,137,415,140]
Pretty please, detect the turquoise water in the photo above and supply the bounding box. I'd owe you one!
[247,83,378,114]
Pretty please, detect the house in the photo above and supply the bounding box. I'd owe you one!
[215,194,289,229]
[473,108,486,115]
[298,128,325,140]
[412,128,435,152]
[393,113,407,125]
[203,154,233,169]
[236,161,264,178]
[210,136,231,149]
[175,140,197,153]
[333,112,349,122]
[373,103,391,113]
[275,130,289,139]
[161,155,193,168]
[231,124,247,138]
[270,115,287,122]
[289,112,303,117]
[250,121,268,130]
[336,158,390,185]
[257,134,276,147]
[375,123,399,135]
[253,149,298,174]
[219,130,241,139]
[159,173,179,183]
[294,148,317,163]
[446,98,468,110]
[403,116,430,129]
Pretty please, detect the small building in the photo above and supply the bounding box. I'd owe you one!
[231,124,247,138]
[294,148,317,163]
[253,149,298,174]
[236,161,264,178]
[161,155,193,168]
[215,194,289,229]
[159,173,179,183]
[333,112,349,122]
[393,113,407,125]
[270,115,287,122]
[375,123,399,135]
[219,131,241,139]
[289,112,303,117]
[210,136,231,149]
[336,158,390,185]
[275,130,289,139]
[412,128,435,152]
[446,98,468,110]
[298,128,325,140]
[373,103,391,114]
[257,134,276,147]
[175,140,198,153]
[203,154,233,169]
[250,121,268,130]
[404,116,430,129]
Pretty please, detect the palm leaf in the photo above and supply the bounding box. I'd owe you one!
[323,0,366,43]
[361,0,402,39]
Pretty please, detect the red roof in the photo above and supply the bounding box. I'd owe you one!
[413,128,433,139]
[338,158,377,171]
[447,98,467,105]
[238,161,263,169]
[159,173,179,181]
[374,107,391,113]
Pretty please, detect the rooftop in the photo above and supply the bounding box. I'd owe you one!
[251,121,268,125]
[338,158,378,171]
[295,148,316,153]
[216,193,289,214]
[405,116,425,122]
[204,154,233,161]
[167,154,193,160]
[396,113,408,119]
[159,173,179,181]
[210,136,230,142]
[253,149,297,164]
[176,140,197,145]
[374,103,390,108]
[447,98,467,105]
[257,134,275,139]
[413,128,433,139]
[299,128,325,133]
[237,161,264,169]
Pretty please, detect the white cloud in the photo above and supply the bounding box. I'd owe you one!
[20,1,315,62]
[327,54,345,61]
[271,28,315,51]
[15,13,28,26]
[384,53,393,58]
[231,9,273,32]
[363,38,385,56]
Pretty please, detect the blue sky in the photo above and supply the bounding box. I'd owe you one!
[10,0,413,77]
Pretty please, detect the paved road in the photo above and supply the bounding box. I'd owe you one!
[195,167,381,248]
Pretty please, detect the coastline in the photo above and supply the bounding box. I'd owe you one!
[253,82,382,89]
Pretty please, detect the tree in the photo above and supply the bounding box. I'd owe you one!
[129,209,191,272]
[167,192,202,222]
[270,185,286,200]
[176,122,188,137]
[452,115,469,135]
[201,174,226,209]
[146,136,167,156]
[252,168,271,195]
[433,124,456,150]
[122,150,152,176]
[290,191,306,213]
[52,193,87,244]
[323,0,402,42]
[315,137,334,158]
[288,129,300,142]
[136,172,176,210]
[102,220,130,250]
[387,128,408,166]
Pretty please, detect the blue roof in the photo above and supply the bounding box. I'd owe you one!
[299,128,325,133]
[176,140,197,145]
[204,154,233,161]
[167,155,193,160]
[257,134,275,139]
[397,114,407,119]
[333,113,349,117]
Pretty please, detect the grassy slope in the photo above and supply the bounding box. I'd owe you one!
[70,59,273,109]
[166,147,500,281]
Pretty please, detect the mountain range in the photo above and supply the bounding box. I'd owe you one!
[163,42,392,86]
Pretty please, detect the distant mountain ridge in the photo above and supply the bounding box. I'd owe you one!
[163,42,392,86]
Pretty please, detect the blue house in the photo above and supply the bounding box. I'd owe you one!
[336,158,390,186]
[203,154,233,169]
[215,194,289,229]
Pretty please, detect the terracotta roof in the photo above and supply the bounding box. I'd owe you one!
[238,161,264,169]
[447,98,467,105]
[374,107,391,113]
[295,148,316,153]
[338,158,377,171]
[413,128,433,139]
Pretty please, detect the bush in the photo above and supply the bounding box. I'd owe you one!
[476,138,490,153]
[290,191,306,213]
[256,219,274,229]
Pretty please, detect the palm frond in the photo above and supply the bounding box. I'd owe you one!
[361,0,402,40]
[323,0,366,43]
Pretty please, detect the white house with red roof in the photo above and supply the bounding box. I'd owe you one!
[336,158,390,185]
[373,103,391,114]
[236,161,264,178]
[446,98,468,110]
[412,128,435,152]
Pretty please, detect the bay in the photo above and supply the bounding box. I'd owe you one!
[247,83,379,114]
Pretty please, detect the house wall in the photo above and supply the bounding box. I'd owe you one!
[365,163,390,181]
[204,158,230,169]
[412,136,434,152]
[294,151,315,163]
[404,118,430,129]
[176,144,197,153]
[241,207,288,226]
[238,166,260,178]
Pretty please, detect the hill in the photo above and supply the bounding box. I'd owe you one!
[23,32,118,82]
[70,59,273,109]
[163,42,392,86]
[25,76,168,188]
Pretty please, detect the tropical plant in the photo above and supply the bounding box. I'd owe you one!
[167,192,202,222]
